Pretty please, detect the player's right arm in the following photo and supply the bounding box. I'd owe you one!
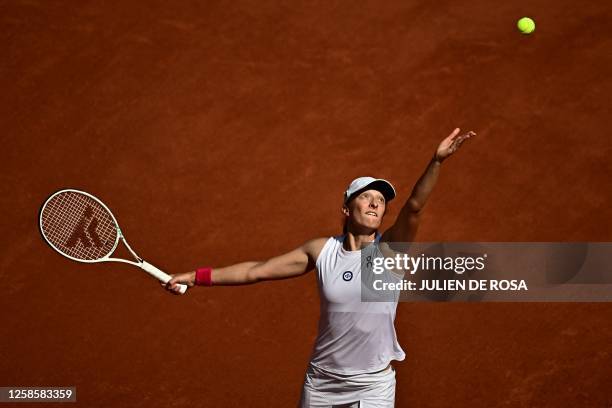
[165,238,326,292]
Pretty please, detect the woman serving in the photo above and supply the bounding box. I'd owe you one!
[165,128,475,407]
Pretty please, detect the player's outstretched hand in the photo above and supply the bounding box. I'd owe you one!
[162,271,196,294]
[434,128,475,162]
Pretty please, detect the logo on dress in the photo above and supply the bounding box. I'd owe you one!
[342,271,353,281]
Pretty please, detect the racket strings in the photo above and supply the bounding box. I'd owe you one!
[41,192,117,261]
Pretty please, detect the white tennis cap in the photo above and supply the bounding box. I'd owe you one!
[343,177,396,204]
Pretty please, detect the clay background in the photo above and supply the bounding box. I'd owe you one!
[1,1,611,406]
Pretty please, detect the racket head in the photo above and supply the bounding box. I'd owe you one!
[39,189,121,263]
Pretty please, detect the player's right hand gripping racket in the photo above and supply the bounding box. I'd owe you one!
[39,189,188,294]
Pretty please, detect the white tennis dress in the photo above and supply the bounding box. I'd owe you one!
[300,234,405,407]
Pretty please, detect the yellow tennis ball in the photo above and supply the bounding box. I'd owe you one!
[517,17,535,34]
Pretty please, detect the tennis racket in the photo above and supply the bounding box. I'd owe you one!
[39,189,187,294]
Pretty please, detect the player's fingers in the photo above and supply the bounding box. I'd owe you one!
[457,132,473,144]
[163,280,177,291]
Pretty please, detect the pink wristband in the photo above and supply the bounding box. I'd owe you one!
[195,267,213,286]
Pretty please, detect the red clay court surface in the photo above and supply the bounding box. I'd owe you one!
[2,1,611,407]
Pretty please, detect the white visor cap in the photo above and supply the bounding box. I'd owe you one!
[343,177,396,204]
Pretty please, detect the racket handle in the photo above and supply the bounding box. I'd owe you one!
[141,260,188,294]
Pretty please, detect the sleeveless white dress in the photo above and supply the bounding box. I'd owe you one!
[300,234,405,407]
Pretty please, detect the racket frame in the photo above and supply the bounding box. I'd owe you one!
[39,189,187,294]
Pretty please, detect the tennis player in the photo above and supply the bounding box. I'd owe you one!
[166,128,475,407]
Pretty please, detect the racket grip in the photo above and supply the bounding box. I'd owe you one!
[141,260,188,294]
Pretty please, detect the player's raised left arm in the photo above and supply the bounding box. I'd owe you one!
[382,128,475,243]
